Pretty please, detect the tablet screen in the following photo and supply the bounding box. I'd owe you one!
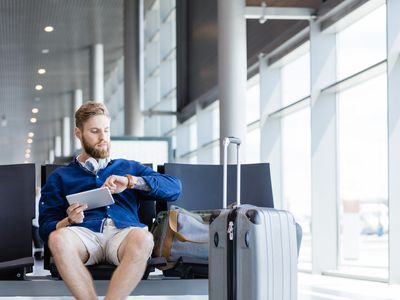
[66,187,115,210]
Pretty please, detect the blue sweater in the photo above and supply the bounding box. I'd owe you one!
[39,159,181,242]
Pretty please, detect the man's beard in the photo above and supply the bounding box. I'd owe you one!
[82,136,110,159]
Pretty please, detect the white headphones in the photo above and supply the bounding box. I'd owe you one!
[79,156,111,173]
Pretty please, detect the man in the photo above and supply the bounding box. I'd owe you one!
[39,101,181,300]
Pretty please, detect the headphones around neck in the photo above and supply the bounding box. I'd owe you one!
[82,157,110,173]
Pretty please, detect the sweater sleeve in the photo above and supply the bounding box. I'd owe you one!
[134,162,182,202]
[39,172,68,242]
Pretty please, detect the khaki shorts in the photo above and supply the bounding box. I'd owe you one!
[67,218,148,265]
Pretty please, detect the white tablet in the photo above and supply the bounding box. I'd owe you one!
[66,187,115,210]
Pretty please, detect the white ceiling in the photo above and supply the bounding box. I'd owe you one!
[0,0,124,165]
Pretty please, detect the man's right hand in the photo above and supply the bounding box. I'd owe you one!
[66,203,88,224]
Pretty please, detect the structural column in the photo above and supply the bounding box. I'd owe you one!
[124,0,144,136]
[259,55,283,208]
[62,117,71,157]
[54,135,62,158]
[387,0,400,284]
[310,20,338,274]
[90,44,104,102]
[72,89,83,151]
[218,0,247,163]
[49,149,55,164]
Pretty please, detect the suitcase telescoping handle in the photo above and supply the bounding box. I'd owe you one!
[222,136,241,209]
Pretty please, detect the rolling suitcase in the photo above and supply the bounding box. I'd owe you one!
[209,137,298,300]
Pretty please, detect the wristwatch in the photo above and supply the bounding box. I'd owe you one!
[125,174,136,189]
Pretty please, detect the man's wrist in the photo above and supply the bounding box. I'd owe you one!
[125,174,135,189]
[56,217,71,229]
[124,175,150,191]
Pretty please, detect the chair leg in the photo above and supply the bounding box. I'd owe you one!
[142,266,154,280]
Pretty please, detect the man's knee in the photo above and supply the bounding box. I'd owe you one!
[48,228,89,263]
[124,229,154,257]
[48,228,71,254]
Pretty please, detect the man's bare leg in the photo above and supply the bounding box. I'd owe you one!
[48,228,97,300]
[104,228,154,300]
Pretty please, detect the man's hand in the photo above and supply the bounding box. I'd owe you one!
[102,175,129,194]
[66,203,87,224]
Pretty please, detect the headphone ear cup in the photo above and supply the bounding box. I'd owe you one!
[85,157,99,173]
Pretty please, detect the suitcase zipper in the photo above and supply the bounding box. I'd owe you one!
[227,210,237,300]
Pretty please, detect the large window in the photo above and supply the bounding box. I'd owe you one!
[337,74,388,279]
[336,3,388,279]
[336,5,386,80]
[143,0,177,137]
[140,0,396,283]
[246,75,260,125]
[281,108,311,269]
[245,75,260,163]
[281,46,310,107]
[279,47,312,270]
[262,2,390,280]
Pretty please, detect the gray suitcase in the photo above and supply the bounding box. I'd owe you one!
[209,137,298,300]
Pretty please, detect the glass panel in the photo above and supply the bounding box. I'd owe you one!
[144,6,160,43]
[144,76,160,109]
[212,143,220,164]
[281,52,310,107]
[338,74,388,279]
[212,102,220,141]
[144,116,160,136]
[245,128,260,163]
[197,146,218,164]
[282,107,312,270]
[160,0,175,21]
[160,59,176,98]
[175,117,196,159]
[143,0,176,140]
[189,155,198,164]
[176,154,197,164]
[159,114,175,136]
[189,120,197,152]
[160,17,175,59]
[246,75,260,125]
[336,5,386,80]
[144,41,160,77]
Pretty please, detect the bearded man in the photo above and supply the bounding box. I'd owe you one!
[39,101,181,300]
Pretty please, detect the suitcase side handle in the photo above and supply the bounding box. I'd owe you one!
[223,136,241,209]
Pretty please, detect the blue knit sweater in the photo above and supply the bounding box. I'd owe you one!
[39,159,181,242]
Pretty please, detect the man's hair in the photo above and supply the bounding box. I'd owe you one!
[75,101,110,130]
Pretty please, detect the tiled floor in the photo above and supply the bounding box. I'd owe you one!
[0,256,396,299]
[0,272,399,299]
[299,234,389,281]
[298,272,400,300]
